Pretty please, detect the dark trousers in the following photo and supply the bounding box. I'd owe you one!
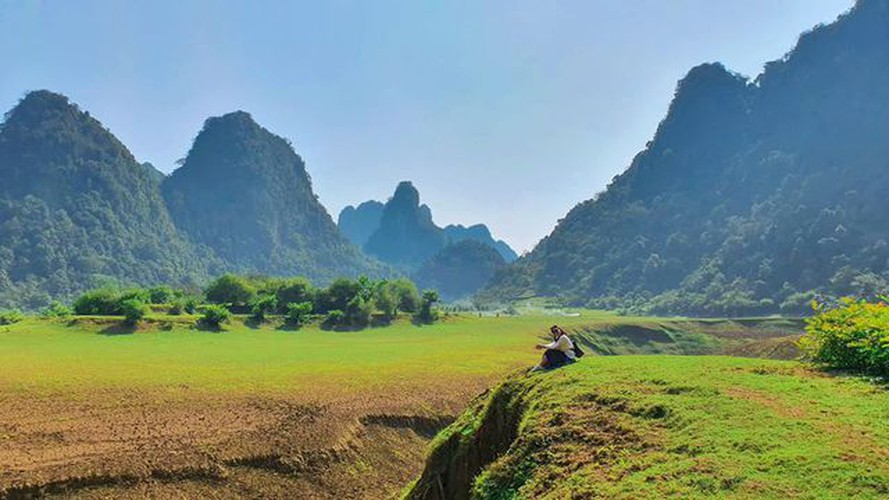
[544,349,571,368]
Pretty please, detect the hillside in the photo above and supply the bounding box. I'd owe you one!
[413,240,507,301]
[486,0,889,316]
[0,91,209,309]
[443,224,517,262]
[407,356,889,499]
[338,200,385,247]
[162,111,385,282]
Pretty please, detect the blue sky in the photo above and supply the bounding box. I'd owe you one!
[0,0,854,252]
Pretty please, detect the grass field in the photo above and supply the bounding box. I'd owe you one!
[408,357,889,499]
[0,310,847,498]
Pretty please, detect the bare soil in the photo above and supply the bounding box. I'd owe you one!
[0,384,478,499]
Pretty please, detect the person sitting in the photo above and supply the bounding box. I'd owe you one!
[530,325,577,372]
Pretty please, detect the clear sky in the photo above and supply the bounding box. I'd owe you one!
[0,0,854,253]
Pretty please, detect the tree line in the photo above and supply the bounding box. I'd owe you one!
[2,274,441,330]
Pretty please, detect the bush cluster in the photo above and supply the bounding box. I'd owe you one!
[800,298,889,376]
[203,274,424,328]
[0,309,24,325]
[65,274,436,330]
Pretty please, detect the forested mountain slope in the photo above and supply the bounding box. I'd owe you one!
[487,0,889,315]
[0,91,210,308]
[162,111,384,282]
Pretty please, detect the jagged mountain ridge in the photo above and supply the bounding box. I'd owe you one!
[339,183,518,264]
[362,181,447,268]
[413,239,507,301]
[486,0,889,315]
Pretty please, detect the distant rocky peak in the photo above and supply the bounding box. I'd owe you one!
[390,181,421,208]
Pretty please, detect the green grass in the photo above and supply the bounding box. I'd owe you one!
[3,311,878,498]
[0,312,794,397]
[416,356,889,499]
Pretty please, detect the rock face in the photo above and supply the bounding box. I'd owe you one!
[413,240,507,301]
[363,181,448,268]
[0,90,208,308]
[487,0,889,315]
[338,200,385,248]
[162,111,383,282]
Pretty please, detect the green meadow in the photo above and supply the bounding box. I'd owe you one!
[410,356,889,499]
[3,311,887,499]
[0,311,794,396]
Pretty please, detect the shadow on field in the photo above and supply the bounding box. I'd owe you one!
[243,317,263,330]
[275,323,304,332]
[99,323,136,335]
[193,322,226,333]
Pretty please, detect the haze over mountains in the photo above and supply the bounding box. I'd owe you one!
[337,181,517,299]
[1,0,885,314]
[486,0,889,315]
[338,182,518,265]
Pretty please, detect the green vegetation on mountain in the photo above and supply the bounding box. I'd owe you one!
[443,224,517,263]
[487,0,889,316]
[0,91,209,310]
[414,240,507,301]
[163,111,383,282]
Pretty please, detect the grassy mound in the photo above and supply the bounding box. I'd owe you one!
[406,356,889,499]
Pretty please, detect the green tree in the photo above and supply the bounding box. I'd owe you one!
[285,301,313,326]
[200,304,231,329]
[121,299,147,325]
[273,277,314,310]
[249,294,278,322]
[205,274,255,306]
[373,285,398,322]
[345,295,372,327]
[414,290,440,324]
[390,278,420,313]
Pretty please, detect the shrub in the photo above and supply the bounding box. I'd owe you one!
[41,301,73,318]
[169,297,200,315]
[323,309,346,329]
[285,302,313,326]
[120,299,147,325]
[168,300,185,315]
[391,278,420,313]
[184,298,199,314]
[249,294,278,322]
[148,286,177,304]
[0,309,24,325]
[200,304,231,329]
[73,289,123,315]
[373,286,398,322]
[414,290,440,324]
[345,295,372,327]
[799,298,889,376]
[274,278,314,311]
[72,288,150,316]
[205,274,255,306]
